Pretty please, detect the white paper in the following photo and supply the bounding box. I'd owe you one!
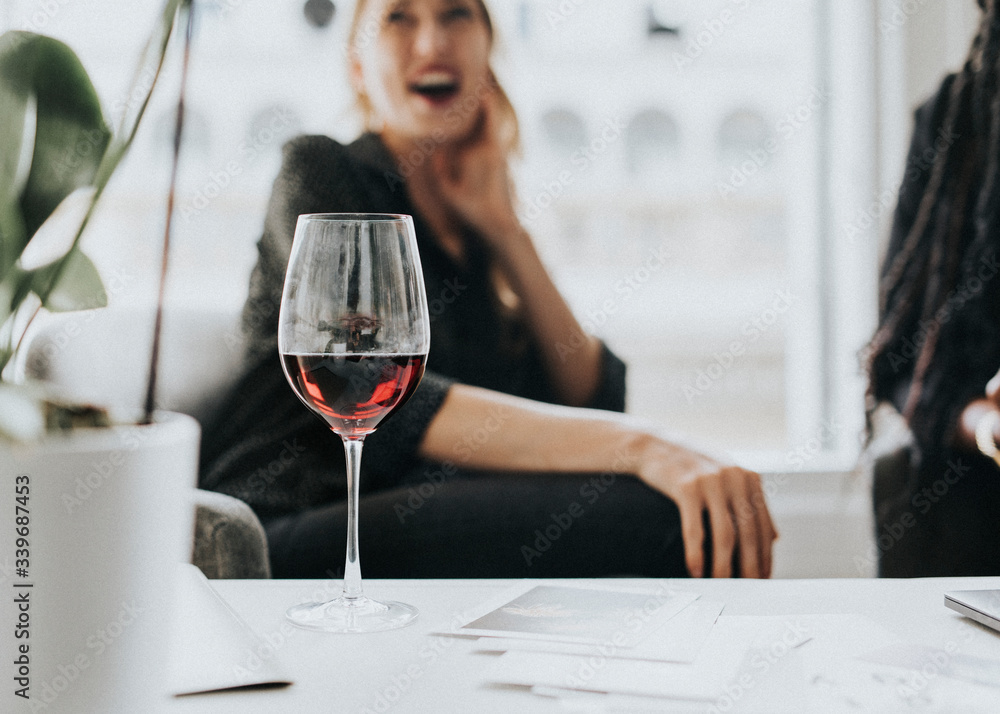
[169,564,292,696]
[508,614,1000,713]
[455,583,699,647]
[802,655,1000,713]
[861,642,1000,689]
[793,614,932,712]
[484,615,774,701]
[488,650,725,701]
[532,687,718,713]
[475,599,722,664]
[452,584,699,649]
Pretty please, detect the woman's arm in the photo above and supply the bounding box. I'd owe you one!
[418,383,779,579]
[487,228,605,407]
[420,95,605,407]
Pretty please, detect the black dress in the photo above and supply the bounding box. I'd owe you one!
[873,75,1000,577]
[200,133,686,578]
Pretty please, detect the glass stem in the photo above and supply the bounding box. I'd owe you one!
[342,436,366,601]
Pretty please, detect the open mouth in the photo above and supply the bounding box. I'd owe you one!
[410,72,460,104]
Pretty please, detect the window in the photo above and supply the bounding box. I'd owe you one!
[3,0,883,471]
[626,109,680,175]
[500,0,877,469]
[247,104,302,151]
[539,108,587,160]
[716,109,770,166]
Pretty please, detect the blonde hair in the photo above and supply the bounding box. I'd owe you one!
[347,0,520,156]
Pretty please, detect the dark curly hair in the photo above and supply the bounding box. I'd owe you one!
[866,0,1000,452]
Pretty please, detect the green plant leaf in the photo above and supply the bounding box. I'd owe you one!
[1,0,187,389]
[0,38,27,204]
[0,264,31,324]
[29,248,107,313]
[0,203,27,278]
[0,273,11,324]
[0,32,111,266]
[18,187,95,270]
[0,247,104,324]
[0,35,31,276]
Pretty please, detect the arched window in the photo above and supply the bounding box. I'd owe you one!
[540,108,587,158]
[303,0,336,28]
[247,104,302,151]
[625,109,679,175]
[716,109,771,164]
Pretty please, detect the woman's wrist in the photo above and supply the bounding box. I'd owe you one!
[482,219,531,262]
[581,418,663,482]
[626,423,714,486]
[619,427,658,477]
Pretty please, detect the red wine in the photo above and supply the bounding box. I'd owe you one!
[281,353,425,436]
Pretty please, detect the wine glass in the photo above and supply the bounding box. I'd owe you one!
[278,213,430,632]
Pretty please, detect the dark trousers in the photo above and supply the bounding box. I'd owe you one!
[263,468,688,579]
[874,446,1000,576]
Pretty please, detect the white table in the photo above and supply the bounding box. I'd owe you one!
[170,577,1000,713]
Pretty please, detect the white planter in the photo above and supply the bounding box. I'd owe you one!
[0,411,199,713]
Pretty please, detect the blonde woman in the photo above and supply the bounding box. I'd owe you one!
[201,0,778,579]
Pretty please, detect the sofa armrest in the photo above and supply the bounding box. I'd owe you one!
[192,489,271,579]
[22,306,246,425]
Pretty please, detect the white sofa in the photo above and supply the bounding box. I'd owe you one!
[23,304,270,579]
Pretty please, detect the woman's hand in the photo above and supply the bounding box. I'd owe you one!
[429,90,521,250]
[420,386,778,578]
[635,435,779,578]
[422,90,605,407]
[957,367,1000,451]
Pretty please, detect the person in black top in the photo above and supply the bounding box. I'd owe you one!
[867,0,1000,576]
[201,0,778,579]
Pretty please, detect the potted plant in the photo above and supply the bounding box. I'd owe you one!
[0,0,190,434]
[0,1,202,710]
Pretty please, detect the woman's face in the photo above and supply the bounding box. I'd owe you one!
[351,0,493,144]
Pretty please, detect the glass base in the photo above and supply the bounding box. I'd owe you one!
[286,595,418,633]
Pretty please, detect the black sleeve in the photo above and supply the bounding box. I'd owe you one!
[582,342,628,413]
[200,136,455,519]
[241,136,367,363]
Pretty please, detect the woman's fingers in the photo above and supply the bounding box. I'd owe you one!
[693,466,776,579]
[674,488,706,578]
[703,476,737,578]
[753,477,779,578]
[722,473,758,579]
[421,87,521,243]
[732,469,766,579]
[639,444,776,580]
[430,119,501,201]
